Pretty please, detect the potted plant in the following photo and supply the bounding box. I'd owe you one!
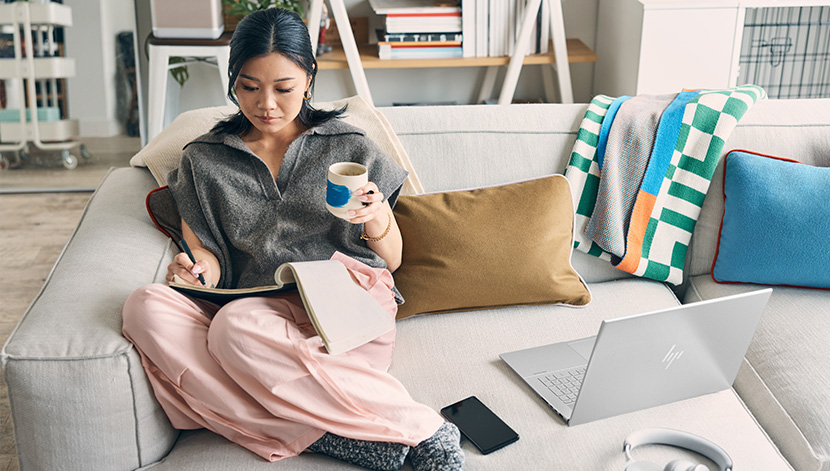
[163,0,306,87]
[222,0,306,31]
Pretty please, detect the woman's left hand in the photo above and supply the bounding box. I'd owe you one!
[346,182,384,224]
[346,182,403,271]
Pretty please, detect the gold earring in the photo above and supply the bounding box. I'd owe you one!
[303,90,311,101]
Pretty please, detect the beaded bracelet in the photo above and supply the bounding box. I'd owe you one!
[360,213,392,242]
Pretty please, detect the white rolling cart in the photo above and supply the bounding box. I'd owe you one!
[0,1,88,170]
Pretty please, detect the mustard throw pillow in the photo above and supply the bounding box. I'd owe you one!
[392,175,591,320]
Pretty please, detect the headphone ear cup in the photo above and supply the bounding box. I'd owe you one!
[663,459,710,471]
[624,461,664,471]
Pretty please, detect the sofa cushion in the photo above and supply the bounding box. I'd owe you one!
[129,105,234,184]
[392,175,591,319]
[380,103,587,194]
[130,96,425,195]
[712,150,830,288]
[687,98,830,278]
[146,185,182,244]
[379,103,638,286]
[685,275,830,471]
[136,279,790,470]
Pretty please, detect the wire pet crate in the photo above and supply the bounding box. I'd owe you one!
[738,5,830,99]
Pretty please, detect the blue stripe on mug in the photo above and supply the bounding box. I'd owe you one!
[326,179,352,208]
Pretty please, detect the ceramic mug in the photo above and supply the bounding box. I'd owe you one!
[326,162,368,219]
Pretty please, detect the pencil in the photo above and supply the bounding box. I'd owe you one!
[179,238,207,286]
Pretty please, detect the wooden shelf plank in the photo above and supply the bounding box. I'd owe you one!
[317,38,596,70]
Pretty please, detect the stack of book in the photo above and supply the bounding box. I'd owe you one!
[475,0,550,58]
[370,0,552,60]
[370,0,464,60]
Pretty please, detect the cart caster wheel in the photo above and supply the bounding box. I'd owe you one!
[61,150,78,170]
[80,144,92,160]
[18,149,30,161]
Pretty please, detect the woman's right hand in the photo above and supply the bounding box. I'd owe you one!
[166,252,212,287]
[169,220,220,287]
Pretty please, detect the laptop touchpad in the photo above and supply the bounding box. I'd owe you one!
[568,337,596,361]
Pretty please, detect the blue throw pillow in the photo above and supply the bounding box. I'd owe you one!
[712,150,830,288]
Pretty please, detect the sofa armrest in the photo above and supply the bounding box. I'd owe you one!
[1,168,179,471]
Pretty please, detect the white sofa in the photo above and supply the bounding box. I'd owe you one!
[3,98,829,470]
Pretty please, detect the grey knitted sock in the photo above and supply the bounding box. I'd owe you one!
[307,432,410,471]
[408,422,465,471]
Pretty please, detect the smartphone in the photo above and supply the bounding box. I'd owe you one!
[440,395,520,454]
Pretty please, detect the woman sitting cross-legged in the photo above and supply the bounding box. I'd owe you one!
[121,8,464,471]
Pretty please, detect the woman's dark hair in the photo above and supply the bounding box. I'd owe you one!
[212,8,345,135]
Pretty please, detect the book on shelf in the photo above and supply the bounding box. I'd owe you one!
[378,44,463,60]
[379,40,461,48]
[461,0,475,57]
[368,0,460,15]
[381,31,463,43]
[384,13,462,34]
[475,0,486,57]
[474,0,550,58]
[376,29,462,60]
[369,0,476,57]
[369,0,551,60]
[486,0,495,57]
[169,260,395,356]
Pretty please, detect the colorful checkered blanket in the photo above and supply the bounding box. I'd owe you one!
[564,85,766,285]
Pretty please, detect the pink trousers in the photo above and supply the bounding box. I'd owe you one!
[121,253,444,461]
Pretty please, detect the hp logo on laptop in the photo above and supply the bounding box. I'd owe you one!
[662,344,684,370]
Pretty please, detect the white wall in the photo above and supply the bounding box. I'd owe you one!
[173,59,229,113]
[65,0,136,137]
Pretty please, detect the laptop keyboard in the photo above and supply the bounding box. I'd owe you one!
[538,366,586,404]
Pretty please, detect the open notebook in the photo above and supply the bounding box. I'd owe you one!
[171,260,395,355]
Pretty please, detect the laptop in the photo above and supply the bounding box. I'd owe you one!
[499,289,772,425]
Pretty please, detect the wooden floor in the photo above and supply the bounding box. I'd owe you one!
[0,135,139,470]
[0,135,140,192]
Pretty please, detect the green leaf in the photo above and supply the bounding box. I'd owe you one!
[168,57,190,87]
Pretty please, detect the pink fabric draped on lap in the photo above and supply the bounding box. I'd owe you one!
[121,252,444,461]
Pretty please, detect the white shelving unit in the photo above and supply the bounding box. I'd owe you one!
[305,0,581,105]
[0,1,88,170]
[594,0,830,98]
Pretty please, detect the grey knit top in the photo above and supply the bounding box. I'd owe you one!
[167,118,409,292]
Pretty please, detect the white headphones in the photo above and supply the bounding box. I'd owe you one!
[623,428,733,471]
